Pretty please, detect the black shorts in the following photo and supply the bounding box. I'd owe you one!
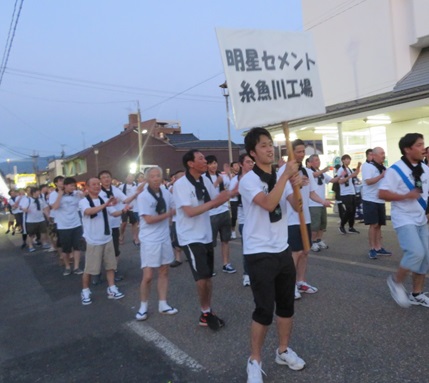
[246,247,296,325]
[363,200,386,226]
[14,212,23,227]
[181,242,214,281]
[26,221,48,236]
[57,226,83,253]
[170,222,180,249]
[288,224,312,252]
[121,210,137,224]
[210,210,231,246]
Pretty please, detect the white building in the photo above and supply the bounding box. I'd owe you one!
[270,0,429,167]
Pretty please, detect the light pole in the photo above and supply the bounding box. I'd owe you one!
[94,148,99,176]
[137,101,143,170]
[219,81,233,165]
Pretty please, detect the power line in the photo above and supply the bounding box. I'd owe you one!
[0,0,18,73]
[0,0,24,87]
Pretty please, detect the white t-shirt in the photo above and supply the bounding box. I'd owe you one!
[361,162,384,203]
[79,197,114,245]
[206,173,230,216]
[119,183,137,210]
[8,196,22,214]
[339,167,356,196]
[20,197,47,223]
[48,191,58,221]
[239,170,293,255]
[379,160,429,229]
[53,191,82,230]
[308,168,333,208]
[230,175,245,225]
[99,185,128,229]
[137,187,172,243]
[173,174,216,246]
[278,164,316,225]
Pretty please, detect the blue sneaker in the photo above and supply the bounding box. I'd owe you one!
[376,248,392,256]
[368,249,378,260]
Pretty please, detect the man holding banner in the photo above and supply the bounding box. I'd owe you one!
[239,128,305,382]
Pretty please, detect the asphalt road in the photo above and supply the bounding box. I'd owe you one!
[1,214,429,383]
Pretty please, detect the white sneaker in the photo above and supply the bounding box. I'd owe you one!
[297,281,318,294]
[294,285,302,300]
[275,347,305,371]
[247,358,266,383]
[318,240,329,249]
[243,275,251,287]
[409,292,429,307]
[231,231,237,239]
[81,289,92,305]
[310,243,320,252]
[107,285,125,300]
[387,275,410,308]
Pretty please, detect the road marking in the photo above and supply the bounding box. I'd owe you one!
[309,253,397,273]
[125,321,205,372]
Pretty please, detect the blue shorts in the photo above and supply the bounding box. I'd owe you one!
[396,224,429,274]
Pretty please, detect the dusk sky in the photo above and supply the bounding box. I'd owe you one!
[0,0,302,162]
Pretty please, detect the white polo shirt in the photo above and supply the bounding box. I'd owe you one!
[173,174,216,246]
[99,185,128,229]
[54,192,82,230]
[137,187,172,243]
[8,197,22,214]
[239,170,293,255]
[48,191,58,221]
[308,168,333,207]
[206,173,230,216]
[379,160,429,229]
[79,197,114,246]
[361,162,384,203]
[119,183,137,210]
[20,197,47,223]
[339,167,356,196]
[230,175,245,225]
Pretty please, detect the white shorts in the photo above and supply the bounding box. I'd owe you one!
[140,238,174,268]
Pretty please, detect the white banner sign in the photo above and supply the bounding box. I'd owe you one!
[216,28,325,130]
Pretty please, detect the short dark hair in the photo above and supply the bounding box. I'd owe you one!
[244,127,272,161]
[98,170,112,178]
[365,148,373,157]
[182,149,201,170]
[29,187,38,196]
[205,155,218,164]
[230,161,238,167]
[292,139,305,150]
[399,133,424,155]
[53,176,64,184]
[64,177,77,186]
[341,154,351,161]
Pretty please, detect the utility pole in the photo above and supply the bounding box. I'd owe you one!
[137,101,143,169]
[219,82,233,165]
[31,151,40,186]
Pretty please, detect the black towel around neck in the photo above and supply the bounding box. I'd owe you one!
[101,186,114,198]
[205,171,225,191]
[370,161,386,174]
[401,156,424,192]
[310,166,324,185]
[85,195,110,235]
[185,171,211,203]
[34,197,41,211]
[147,186,167,215]
[252,164,282,223]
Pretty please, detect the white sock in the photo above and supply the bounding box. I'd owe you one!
[139,301,148,313]
[201,307,211,314]
[82,288,90,293]
[159,300,171,311]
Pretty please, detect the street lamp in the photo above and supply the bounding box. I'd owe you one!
[93,148,99,176]
[219,81,233,165]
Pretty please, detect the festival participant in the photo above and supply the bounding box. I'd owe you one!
[119,174,139,246]
[229,153,254,286]
[98,170,144,280]
[79,177,127,305]
[379,133,429,308]
[307,154,339,252]
[51,177,84,275]
[338,155,361,234]
[229,161,240,239]
[19,187,51,252]
[168,170,185,268]
[279,140,331,300]
[205,155,236,274]
[135,167,178,321]
[239,128,305,382]
[361,147,392,260]
[173,149,236,330]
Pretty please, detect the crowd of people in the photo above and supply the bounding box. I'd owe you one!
[3,131,429,383]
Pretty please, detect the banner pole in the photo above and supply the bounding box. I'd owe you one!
[282,121,310,252]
